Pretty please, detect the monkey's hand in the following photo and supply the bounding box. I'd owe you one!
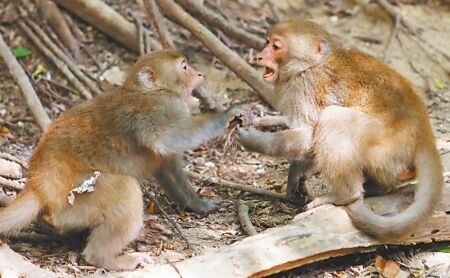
[226,105,253,127]
[237,127,269,154]
[190,198,220,214]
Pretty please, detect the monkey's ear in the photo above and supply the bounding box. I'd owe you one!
[317,40,332,57]
[138,67,155,90]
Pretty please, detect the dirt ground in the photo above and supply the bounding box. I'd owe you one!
[0,0,449,277]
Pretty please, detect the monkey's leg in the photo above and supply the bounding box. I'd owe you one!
[238,127,313,160]
[286,159,313,202]
[54,174,143,271]
[155,155,219,214]
[307,106,382,210]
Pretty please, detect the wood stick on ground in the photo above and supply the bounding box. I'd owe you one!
[115,183,450,277]
[0,152,27,169]
[176,0,265,50]
[188,171,287,200]
[0,31,51,131]
[0,159,22,179]
[382,14,401,62]
[131,12,146,55]
[36,0,82,63]
[18,20,93,99]
[155,0,276,107]
[236,200,257,236]
[375,0,420,35]
[53,0,140,52]
[0,176,25,191]
[147,192,193,249]
[143,0,175,49]
[25,19,102,96]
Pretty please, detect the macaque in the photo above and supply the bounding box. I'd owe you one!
[238,19,443,239]
[0,49,249,270]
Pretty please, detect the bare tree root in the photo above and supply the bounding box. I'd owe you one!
[36,0,82,63]
[155,0,276,107]
[143,0,175,49]
[188,171,287,200]
[0,31,51,130]
[176,0,264,50]
[236,200,257,236]
[18,20,93,99]
[25,19,102,96]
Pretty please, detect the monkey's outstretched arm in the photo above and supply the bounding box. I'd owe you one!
[150,106,249,155]
[238,127,313,160]
[154,155,218,214]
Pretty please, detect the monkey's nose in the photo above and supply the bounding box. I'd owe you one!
[256,55,263,61]
[198,72,203,77]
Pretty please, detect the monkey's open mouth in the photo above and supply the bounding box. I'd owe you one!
[263,67,275,79]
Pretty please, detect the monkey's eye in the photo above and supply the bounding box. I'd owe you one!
[265,39,270,47]
[272,42,281,51]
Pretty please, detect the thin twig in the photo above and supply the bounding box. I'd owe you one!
[383,14,401,62]
[236,200,257,236]
[375,0,420,35]
[188,171,287,200]
[147,192,193,249]
[143,0,175,49]
[131,12,146,55]
[176,0,264,50]
[18,20,93,99]
[25,19,102,95]
[0,176,25,191]
[253,115,287,127]
[0,31,51,131]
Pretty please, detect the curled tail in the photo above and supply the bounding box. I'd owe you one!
[0,190,41,236]
[347,144,444,239]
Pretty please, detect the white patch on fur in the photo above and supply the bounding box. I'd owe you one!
[68,171,100,205]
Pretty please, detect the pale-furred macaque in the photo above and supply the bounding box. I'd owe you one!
[0,50,250,270]
[238,19,443,239]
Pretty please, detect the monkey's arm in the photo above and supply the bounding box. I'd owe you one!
[238,127,313,160]
[149,106,249,155]
[154,155,218,214]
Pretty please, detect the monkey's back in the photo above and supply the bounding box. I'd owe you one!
[27,89,191,194]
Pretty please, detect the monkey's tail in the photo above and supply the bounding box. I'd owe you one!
[347,144,444,239]
[0,190,41,236]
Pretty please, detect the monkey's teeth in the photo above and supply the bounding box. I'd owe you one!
[263,67,274,78]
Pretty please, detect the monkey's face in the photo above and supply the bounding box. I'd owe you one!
[256,34,286,84]
[257,20,336,83]
[177,58,203,93]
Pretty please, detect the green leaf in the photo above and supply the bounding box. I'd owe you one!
[432,78,446,90]
[13,47,32,59]
[431,246,450,253]
[32,65,46,79]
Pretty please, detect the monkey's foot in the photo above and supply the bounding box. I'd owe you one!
[306,196,332,210]
[85,253,140,271]
[190,198,220,214]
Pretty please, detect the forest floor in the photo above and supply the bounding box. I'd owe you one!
[0,0,449,277]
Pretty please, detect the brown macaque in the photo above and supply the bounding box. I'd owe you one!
[0,50,249,270]
[238,19,443,239]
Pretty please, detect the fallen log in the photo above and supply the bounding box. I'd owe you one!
[114,182,450,277]
[0,243,56,277]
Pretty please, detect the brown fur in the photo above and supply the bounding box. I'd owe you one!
[0,50,249,270]
[239,19,443,239]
